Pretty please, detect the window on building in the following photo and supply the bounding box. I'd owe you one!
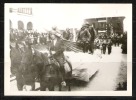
[18,21,24,30]
[17,8,32,15]
[27,22,33,30]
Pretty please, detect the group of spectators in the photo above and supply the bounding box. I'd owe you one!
[94,38,112,55]
[94,31,127,54]
[10,26,127,54]
[10,28,49,45]
[10,27,78,45]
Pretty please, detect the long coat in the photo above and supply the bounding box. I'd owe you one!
[49,38,65,59]
[88,27,96,42]
[77,28,91,42]
[49,38,66,67]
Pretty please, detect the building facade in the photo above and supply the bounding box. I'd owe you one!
[84,17,125,36]
[9,7,34,31]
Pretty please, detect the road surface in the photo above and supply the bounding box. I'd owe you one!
[10,45,127,91]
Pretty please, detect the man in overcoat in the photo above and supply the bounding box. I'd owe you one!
[76,25,91,53]
[88,25,96,54]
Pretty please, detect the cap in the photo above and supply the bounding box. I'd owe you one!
[52,26,57,30]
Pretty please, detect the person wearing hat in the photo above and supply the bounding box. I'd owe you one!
[62,28,71,40]
[88,24,96,54]
[51,26,62,37]
[107,39,112,55]
[77,23,91,53]
[48,26,72,87]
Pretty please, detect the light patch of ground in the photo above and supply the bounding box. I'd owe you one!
[10,46,127,91]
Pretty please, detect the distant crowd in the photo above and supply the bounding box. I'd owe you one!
[10,25,127,54]
[94,32,127,54]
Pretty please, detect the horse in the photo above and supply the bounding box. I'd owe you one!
[10,43,24,90]
[33,47,72,91]
[19,43,37,91]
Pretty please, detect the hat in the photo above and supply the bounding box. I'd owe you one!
[82,23,90,28]
[52,26,57,30]
[83,21,90,26]
[50,30,61,38]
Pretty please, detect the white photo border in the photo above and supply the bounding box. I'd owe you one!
[4,3,132,96]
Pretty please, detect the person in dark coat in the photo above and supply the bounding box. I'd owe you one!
[107,39,112,54]
[10,28,14,42]
[43,33,47,44]
[62,28,71,40]
[121,31,127,54]
[10,43,24,90]
[102,40,107,54]
[88,25,96,54]
[76,25,91,53]
[33,36,37,45]
[99,39,103,54]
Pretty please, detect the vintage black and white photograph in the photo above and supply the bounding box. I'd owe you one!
[4,4,132,96]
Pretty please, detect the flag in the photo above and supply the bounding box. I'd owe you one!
[62,39,83,53]
[51,32,83,53]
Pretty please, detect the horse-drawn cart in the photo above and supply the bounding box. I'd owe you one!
[32,44,98,83]
[10,41,99,91]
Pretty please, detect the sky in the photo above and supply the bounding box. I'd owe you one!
[32,4,132,32]
[7,4,132,32]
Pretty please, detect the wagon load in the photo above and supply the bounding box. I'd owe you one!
[32,44,98,82]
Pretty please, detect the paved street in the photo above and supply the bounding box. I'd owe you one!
[10,45,127,91]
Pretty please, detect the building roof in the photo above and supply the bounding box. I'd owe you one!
[85,16,125,21]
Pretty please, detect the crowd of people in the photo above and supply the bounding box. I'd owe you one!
[94,31,127,54]
[10,28,48,45]
[10,24,127,91]
[10,27,75,46]
[10,24,127,55]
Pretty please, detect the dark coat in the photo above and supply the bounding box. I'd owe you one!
[77,28,91,42]
[62,31,71,40]
[10,46,22,74]
[102,43,107,51]
[88,27,95,42]
[49,38,65,58]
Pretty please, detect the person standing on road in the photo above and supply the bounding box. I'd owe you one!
[88,24,96,54]
[107,39,112,55]
[76,24,91,53]
[121,31,127,54]
[102,39,107,54]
